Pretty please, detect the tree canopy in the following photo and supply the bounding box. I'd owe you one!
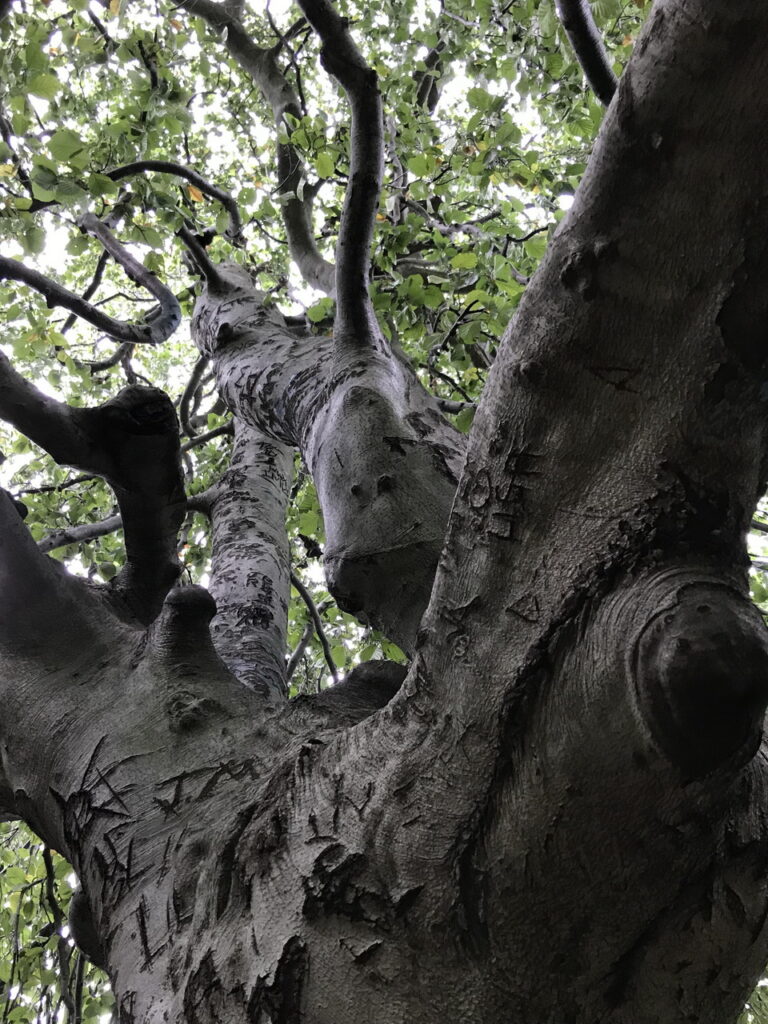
[3,0,768,1020]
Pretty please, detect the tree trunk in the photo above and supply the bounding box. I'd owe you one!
[3,2,768,1023]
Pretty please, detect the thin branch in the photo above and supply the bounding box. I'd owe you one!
[403,197,501,240]
[286,597,333,681]
[41,849,75,1021]
[414,38,447,113]
[180,422,233,452]
[295,0,384,346]
[437,398,475,414]
[555,0,617,106]
[178,0,335,295]
[16,473,97,496]
[38,514,123,554]
[177,223,226,288]
[79,213,182,342]
[106,160,244,242]
[286,618,315,682]
[83,341,134,373]
[59,250,110,336]
[290,569,339,683]
[179,355,209,438]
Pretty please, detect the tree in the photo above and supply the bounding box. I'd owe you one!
[1,0,768,1019]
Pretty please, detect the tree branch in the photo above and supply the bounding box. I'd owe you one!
[555,0,617,106]
[0,489,104,660]
[106,160,244,243]
[290,570,339,683]
[0,352,185,622]
[296,0,384,345]
[179,354,210,438]
[204,422,294,699]
[38,514,123,554]
[0,216,181,345]
[177,0,336,295]
[78,213,182,343]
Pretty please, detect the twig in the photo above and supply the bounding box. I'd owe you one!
[41,849,75,1020]
[38,514,123,554]
[180,422,234,452]
[290,570,339,682]
[179,355,209,438]
[285,597,333,682]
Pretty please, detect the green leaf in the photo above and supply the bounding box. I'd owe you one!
[406,153,430,177]
[306,298,334,323]
[450,252,478,269]
[48,129,86,163]
[315,151,335,179]
[24,225,45,255]
[456,406,476,433]
[55,178,89,205]
[28,73,61,99]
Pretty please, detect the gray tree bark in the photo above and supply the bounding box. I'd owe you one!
[2,2,768,1023]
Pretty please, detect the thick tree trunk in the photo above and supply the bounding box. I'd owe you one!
[3,2,768,1023]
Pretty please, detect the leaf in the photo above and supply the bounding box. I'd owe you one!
[0,163,15,177]
[456,406,475,433]
[450,252,478,270]
[24,225,45,255]
[48,129,85,162]
[188,184,204,202]
[28,73,60,100]
[407,153,430,178]
[54,178,89,205]
[306,298,334,323]
[315,151,334,179]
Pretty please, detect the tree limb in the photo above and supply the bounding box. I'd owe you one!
[38,514,123,554]
[290,570,338,683]
[59,250,110,336]
[0,216,181,345]
[179,354,210,438]
[106,160,244,243]
[204,422,294,699]
[177,0,336,295]
[0,489,104,659]
[0,352,185,622]
[296,0,384,345]
[555,0,617,106]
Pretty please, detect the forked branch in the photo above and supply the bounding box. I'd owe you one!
[555,0,617,106]
[178,0,336,295]
[0,215,181,345]
[0,351,185,623]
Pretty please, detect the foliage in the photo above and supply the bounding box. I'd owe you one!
[1,0,766,1015]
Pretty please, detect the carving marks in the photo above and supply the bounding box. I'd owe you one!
[459,447,544,543]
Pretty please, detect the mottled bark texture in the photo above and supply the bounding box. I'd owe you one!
[2,2,768,1023]
[191,267,465,654]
